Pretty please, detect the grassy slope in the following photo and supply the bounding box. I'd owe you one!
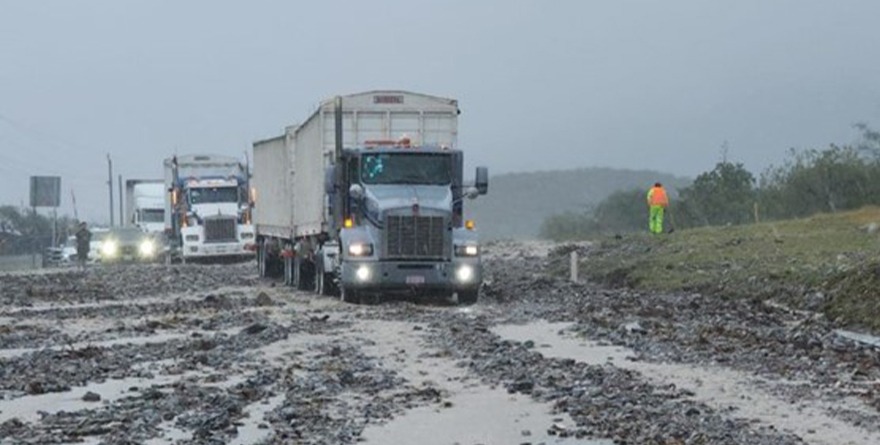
[580,206,880,332]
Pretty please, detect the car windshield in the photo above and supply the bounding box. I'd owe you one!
[140,209,164,223]
[361,153,452,185]
[189,187,239,204]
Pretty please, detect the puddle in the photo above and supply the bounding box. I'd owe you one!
[494,321,632,365]
[356,319,613,444]
[0,373,179,424]
[362,386,611,444]
[229,393,287,445]
[836,329,880,348]
[494,320,880,445]
[0,356,221,424]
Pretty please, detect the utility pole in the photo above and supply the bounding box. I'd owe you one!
[70,189,79,221]
[118,174,124,226]
[107,154,114,227]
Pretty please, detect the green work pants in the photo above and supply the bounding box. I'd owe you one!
[649,205,665,234]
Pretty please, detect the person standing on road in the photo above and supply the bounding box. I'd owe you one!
[75,222,91,270]
[646,182,669,234]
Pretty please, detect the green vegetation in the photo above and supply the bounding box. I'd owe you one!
[0,205,76,254]
[468,167,690,240]
[580,207,880,332]
[541,125,880,241]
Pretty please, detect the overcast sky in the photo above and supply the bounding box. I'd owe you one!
[2,0,880,222]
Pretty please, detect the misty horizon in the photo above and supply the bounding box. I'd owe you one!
[3,1,880,222]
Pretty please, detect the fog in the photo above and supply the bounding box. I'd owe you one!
[2,0,879,222]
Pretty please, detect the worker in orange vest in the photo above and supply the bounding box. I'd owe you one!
[646,182,669,234]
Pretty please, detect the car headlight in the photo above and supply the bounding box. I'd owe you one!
[348,242,374,256]
[454,244,479,256]
[101,240,118,258]
[139,240,156,257]
[456,264,474,282]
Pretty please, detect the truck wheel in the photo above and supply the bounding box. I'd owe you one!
[457,290,478,306]
[283,255,293,286]
[315,268,324,294]
[295,258,313,291]
[315,265,334,296]
[340,285,358,304]
[258,244,267,278]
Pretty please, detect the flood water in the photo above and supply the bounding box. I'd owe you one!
[492,320,880,445]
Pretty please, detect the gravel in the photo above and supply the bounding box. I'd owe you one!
[1,245,877,444]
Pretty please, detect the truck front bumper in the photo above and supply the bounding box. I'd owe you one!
[182,242,254,258]
[341,258,481,294]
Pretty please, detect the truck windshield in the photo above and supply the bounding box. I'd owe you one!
[361,153,451,185]
[189,187,239,204]
[140,209,164,223]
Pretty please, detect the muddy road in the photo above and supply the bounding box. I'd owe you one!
[1,241,879,444]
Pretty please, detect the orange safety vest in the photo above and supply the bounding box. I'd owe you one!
[647,186,669,207]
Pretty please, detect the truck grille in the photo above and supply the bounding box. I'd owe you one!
[386,215,445,258]
[204,217,237,243]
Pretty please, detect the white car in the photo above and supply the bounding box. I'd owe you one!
[60,236,77,264]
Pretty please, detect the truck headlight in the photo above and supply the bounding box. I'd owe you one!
[456,265,474,282]
[101,240,118,258]
[139,239,156,257]
[348,242,374,257]
[454,244,479,256]
[355,265,371,281]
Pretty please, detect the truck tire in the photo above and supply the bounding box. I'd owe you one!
[283,254,294,287]
[259,240,282,278]
[314,264,335,296]
[457,290,478,306]
[295,258,313,291]
[258,244,268,278]
[340,285,358,304]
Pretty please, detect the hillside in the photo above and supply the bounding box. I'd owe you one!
[571,206,880,333]
[467,167,691,239]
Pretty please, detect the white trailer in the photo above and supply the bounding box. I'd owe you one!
[124,179,165,234]
[253,91,487,304]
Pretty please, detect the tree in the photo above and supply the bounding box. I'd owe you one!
[677,162,756,227]
[761,145,880,219]
[592,188,648,233]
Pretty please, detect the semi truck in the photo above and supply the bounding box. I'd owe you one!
[163,154,255,262]
[124,179,165,234]
[252,90,488,304]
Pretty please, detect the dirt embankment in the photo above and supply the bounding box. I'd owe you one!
[568,207,880,333]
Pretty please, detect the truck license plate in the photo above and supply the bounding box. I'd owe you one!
[406,275,425,285]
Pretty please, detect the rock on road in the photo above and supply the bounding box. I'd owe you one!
[0,241,878,444]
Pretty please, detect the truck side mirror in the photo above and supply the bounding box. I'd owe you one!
[475,166,489,195]
[465,186,480,200]
[349,184,364,200]
[324,166,336,194]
